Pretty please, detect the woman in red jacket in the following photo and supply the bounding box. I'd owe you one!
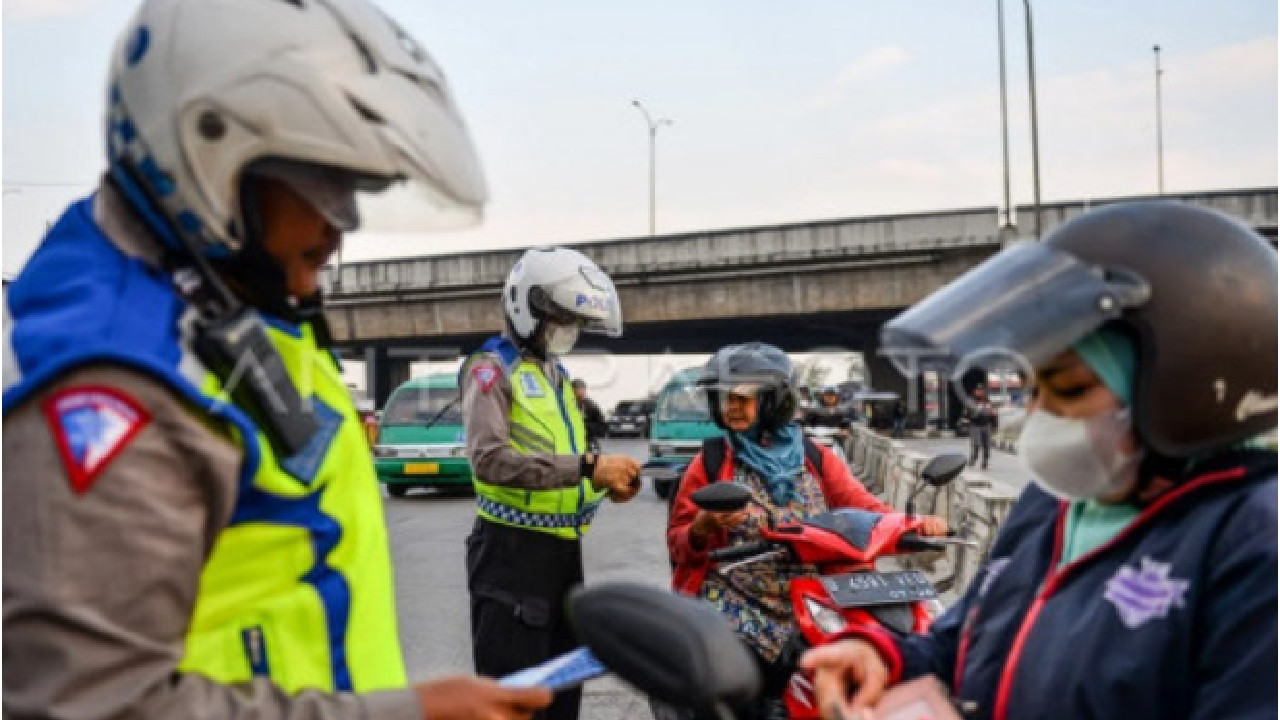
[666,343,947,718]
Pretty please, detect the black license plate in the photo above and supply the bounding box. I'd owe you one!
[820,570,937,608]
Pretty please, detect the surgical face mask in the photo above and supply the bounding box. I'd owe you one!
[544,322,580,355]
[1017,408,1141,501]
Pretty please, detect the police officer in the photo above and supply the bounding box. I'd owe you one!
[462,247,642,720]
[804,202,1277,719]
[3,2,550,719]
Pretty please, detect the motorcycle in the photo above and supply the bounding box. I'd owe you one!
[687,453,974,719]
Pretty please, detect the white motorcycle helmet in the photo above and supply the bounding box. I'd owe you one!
[504,247,622,355]
[105,0,487,258]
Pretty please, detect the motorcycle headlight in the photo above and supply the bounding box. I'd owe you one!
[804,596,848,635]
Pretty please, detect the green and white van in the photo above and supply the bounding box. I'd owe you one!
[645,367,723,499]
[373,373,473,497]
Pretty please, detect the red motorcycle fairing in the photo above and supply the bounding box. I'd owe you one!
[784,577,934,719]
[758,509,933,567]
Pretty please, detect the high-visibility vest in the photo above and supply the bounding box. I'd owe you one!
[467,337,607,539]
[4,197,406,694]
[179,319,406,693]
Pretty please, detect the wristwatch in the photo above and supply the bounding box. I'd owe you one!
[580,453,598,479]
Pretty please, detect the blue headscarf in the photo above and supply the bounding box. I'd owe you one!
[729,422,805,506]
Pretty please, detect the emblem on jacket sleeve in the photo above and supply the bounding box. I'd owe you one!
[472,365,499,394]
[1104,557,1190,629]
[43,386,151,495]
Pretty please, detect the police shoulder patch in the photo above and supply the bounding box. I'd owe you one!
[42,386,151,495]
[472,364,500,394]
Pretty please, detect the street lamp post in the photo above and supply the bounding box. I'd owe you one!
[1154,44,1165,195]
[996,0,1013,230]
[1022,0,1042,240]
[631,99,672,236]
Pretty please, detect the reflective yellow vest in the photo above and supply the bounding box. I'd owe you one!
[179,319,406,693]
[470,344,607,539]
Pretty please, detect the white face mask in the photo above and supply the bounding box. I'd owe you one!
[544,322,580,356]
[1017,408,1141,501]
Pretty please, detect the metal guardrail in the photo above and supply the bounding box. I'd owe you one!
[844,426,1017,596]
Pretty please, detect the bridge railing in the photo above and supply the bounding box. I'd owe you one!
[326,188,1275,299]
[844,426,1018,597]
[326,207,1003,296]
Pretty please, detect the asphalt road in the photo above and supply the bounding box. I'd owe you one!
[382,436,1028,719]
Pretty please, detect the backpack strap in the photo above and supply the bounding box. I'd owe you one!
[701,436,730,483]
[803,437,825,476]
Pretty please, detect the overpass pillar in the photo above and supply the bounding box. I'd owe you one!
[366,348,410,409]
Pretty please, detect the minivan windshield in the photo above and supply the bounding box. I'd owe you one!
[383,388,463,427]
[655,385,711,423]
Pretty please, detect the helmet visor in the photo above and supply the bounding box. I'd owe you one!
[248,158,482,234]
[544,263,623,338]
[880,242,1150,379]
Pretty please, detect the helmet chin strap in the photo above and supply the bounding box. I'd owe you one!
[211,172,315,323]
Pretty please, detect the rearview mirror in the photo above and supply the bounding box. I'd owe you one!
[569,581,760,712]
[690,483,752,512]
[921,453,967,487]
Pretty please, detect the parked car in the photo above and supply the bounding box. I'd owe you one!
[373,373,473,497]
[607,398,654,438]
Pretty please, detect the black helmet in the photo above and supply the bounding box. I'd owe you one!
[700,343,797,432]
[882,200,1276,457]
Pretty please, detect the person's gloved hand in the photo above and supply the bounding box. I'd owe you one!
[590,454,641,502]
[919,515,949,537]
[415,675,552,720]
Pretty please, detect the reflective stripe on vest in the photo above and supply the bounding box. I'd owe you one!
[471,351,608,539]
[179,319,406,694]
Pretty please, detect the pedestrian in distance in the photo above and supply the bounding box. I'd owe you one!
[963,386,998,470]
[891,400,908,439]
[572,378,608,452]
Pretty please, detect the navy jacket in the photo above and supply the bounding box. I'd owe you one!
[881,450,1276,720]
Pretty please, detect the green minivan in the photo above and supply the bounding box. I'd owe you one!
[373,373,473,497]
[644,367,723,499]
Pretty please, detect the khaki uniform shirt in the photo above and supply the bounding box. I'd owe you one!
[2,184,419,720]
[460,348,583,490]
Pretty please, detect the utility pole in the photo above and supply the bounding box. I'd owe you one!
[1023,0,1042,239]
[631,100,672,235]
[1154,44,1165,195]
[997,0,1013,229]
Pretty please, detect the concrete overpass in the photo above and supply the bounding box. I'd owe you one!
[324,187,1277,405]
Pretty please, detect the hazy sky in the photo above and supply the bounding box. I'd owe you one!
[4,0,1277,276]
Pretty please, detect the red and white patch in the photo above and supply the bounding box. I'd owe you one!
[42,386,150,495]
[472,365,500,394]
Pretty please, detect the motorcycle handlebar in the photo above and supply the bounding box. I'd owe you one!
[708,540,775,564]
